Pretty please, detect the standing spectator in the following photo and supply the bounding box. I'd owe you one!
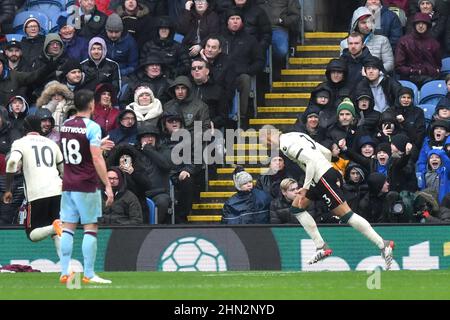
[0,0,15,34]
[140,16,191,79]
[125,85,163,127]
[327,98,358,150]
[363,0,403,50]
[78,0,108,40]
[177,0,220,58]
[389,133,418,192]
[108,109,138,145]
[374,111,406,144]
[340,7,394,73]
[434,74,450,124]
[3,39,29,72]
[81,37,122,93]
[98,167,143,225]
[103,13,138,77]
[269,178,300,224]
[57,14,89,62]
[110,0,168,16]
[20,17,46,65]
[395,12,441,87]
[92,83,120,136]
[115,0,156,47]
[7,95,29,139]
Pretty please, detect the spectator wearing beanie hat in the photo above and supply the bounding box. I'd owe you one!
[57,14,89,61]
[59,58,87,92]
[21,17,46,63]
[104,13,138,77]
[223,167,271,224]
[125,85,163,127]
[395,12,441,87]
[375,111,407,144]
[328,98,357,151]
[389,133,419,192]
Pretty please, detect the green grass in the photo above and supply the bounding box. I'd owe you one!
[1,270,450,300]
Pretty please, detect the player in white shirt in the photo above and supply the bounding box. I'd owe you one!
[3,115,64,258]
[260,126,395,270]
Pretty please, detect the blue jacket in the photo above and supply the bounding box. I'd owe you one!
[104,32,138,77]
[418,149,450,204]
[63,35,89,62]
[222,188,271,224]
[378,6,403,50]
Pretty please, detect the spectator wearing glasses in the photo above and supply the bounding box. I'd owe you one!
[269,178,301,224]
[20,18,46,65]
[108,109,138,145]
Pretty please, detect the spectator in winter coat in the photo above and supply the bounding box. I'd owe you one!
[353,86,381,137]
[340,7,394,73]
[302,84,337,130]
[78,0,108,40]
[20,17,45,64]
[0,0,15,34]
[57,14,89,62]
[269,178,300,224]
[7,95,28,139]
[389,133,418,192]
[343,162,369,214]
[58,59,87,93]
[406,0,447,44]
[395,12,441,87]
[417,119,450,172]
[199,35,232,86]
[341,135,381,175]
[434,74,450,124]
[363,0,403,49]
[222,167,271,224]
[417,149,450,204]
[385,87,426,150]
[256,156,293,199]
[34,108,61,144]
[327,98,358,150]
[140,16,191,80]
[374,111,407,144]
[103,13,138,77]
[125,85,162,128]
[92,83,120,136]
[108,108,138,145]
[81,37,122,93]
[99,167,143,225]
[292,105,328,144]
[177,0,220,58]
[322,58,352,108]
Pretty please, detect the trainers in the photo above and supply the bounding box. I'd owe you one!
[59,272,75,284]
[52,219,63,237]
[381,240,395,270]
[82,275,112,284]
[307,243,333,265]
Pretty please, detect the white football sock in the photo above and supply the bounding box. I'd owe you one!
[348,213,384,249]
[29,225,54,242]
[295,211,325,249]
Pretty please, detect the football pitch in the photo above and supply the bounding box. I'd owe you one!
[1,270,450,300]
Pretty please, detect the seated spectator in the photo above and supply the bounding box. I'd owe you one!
[406,0,446,44]
[363,0,403,50]
[303,85,336,130]
[199,35,231,85]
[121,53,171,106]
[189,58,227,130]
[220,9,264,128]
[140,16,191,79]
[81,37,122,93]
[115,0,156,47]
[327,98,357,150]
[20,17,46,64]
[92,83,120,136]
[125,85,163,127]
[292,105,328,144]
[269,178,300,224]
[108,109,138,145]
[386,87,426,150]
[177,0,220,58]
[222,167,271,224]
[58,59,87,93]
[78,0,108,40]
[355,56,401,113]
[7,95,29,139]
[417,119,450,172]
[163,75,210,133]
[4,39,29,73]
[34,108,61,144]
[232,0,272,53]
[57,14,89,62]
[322,58,352,108]
[256,156,293,199]
[103,13,138,77]
[36,81,75,129]
[343,162,369,214]
[340,32,374,88]
[353,87,381,137]
[389,133,418,192]
[417,149,450,204]
[340,7,394,73]
[395,12,441,87]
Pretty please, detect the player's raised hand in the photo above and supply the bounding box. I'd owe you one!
[2,191,12,204]
[105,186,114,207]
[101,135,115,151]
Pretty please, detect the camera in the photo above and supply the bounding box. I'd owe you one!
[391,200,404,216]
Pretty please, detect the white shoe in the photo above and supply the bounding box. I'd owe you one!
[381,240,395,270]
[307,243,333,265]
[82,275,112,284]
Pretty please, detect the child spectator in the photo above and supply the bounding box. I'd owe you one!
[417,119,450,172]
[417,149,450,204]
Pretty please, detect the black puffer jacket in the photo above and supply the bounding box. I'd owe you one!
[269,195,300,224]
[292,104,328,144]
[177,6,220,48]
[342,162,369,214]
[0,0,15,33]
[305,83,337,130]
[352,85,381,137]
[78,6,108,40]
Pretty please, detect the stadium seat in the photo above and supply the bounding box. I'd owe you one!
[399,80,420,105]
[146,197,158,224]
[26,0,65,11]
[419,103,436,122]
[5,34,24,42]
[25,1,65,32]
[419,80,447,106]
[13,10,50,35]
[441,57,450,77]
[174,33,184,44]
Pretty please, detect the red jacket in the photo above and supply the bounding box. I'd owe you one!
[93,104,120,135]
[75,0,113,15]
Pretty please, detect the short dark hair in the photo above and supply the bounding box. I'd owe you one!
[191,57,209,69]
[202,34,223,49]
[74,89,94,112]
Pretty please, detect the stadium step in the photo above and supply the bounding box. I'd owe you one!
[288,57,334,68]
[233,143,267,151]
[257,106,306,119]
[296,45,341,57]
[209,180,257,191]
[304,32,347,45]
[271,81,321,93]
[280,69,326,82]
[264,93,311,106]
[248,118,296,131]
[217,167,269,175]
[186,215,222,223]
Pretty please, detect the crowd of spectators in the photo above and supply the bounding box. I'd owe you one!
[0,0,449,226]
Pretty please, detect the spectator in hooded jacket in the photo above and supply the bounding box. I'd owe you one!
[292,105,328,144]
[417,119,450,172]
[303,85,336,130]
[352,86,381,137]
[34,108,61,144]
[92,83,120,136]
[374,111,407,144]
[340,7,394,73]
[342,135,380,174]
[58,59,87,93]
[269,178,300,224]
[103,13,138,77]
[363,0,403,50]
[7,95,29,139]
[140,16,191,80]
[81,37,122,93]
[99,167,143,225]
[321,58,352,108]
[108,108,138,145]
[125,85,163,128]
[389,133,418,192]
[343,162,369,214]
[177,0,220,58]
[385,87,426,150]
[417,149,450,204]
[395,12,441,87]
[406,0,447,44]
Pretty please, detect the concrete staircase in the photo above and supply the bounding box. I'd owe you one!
[187,32,345,223]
